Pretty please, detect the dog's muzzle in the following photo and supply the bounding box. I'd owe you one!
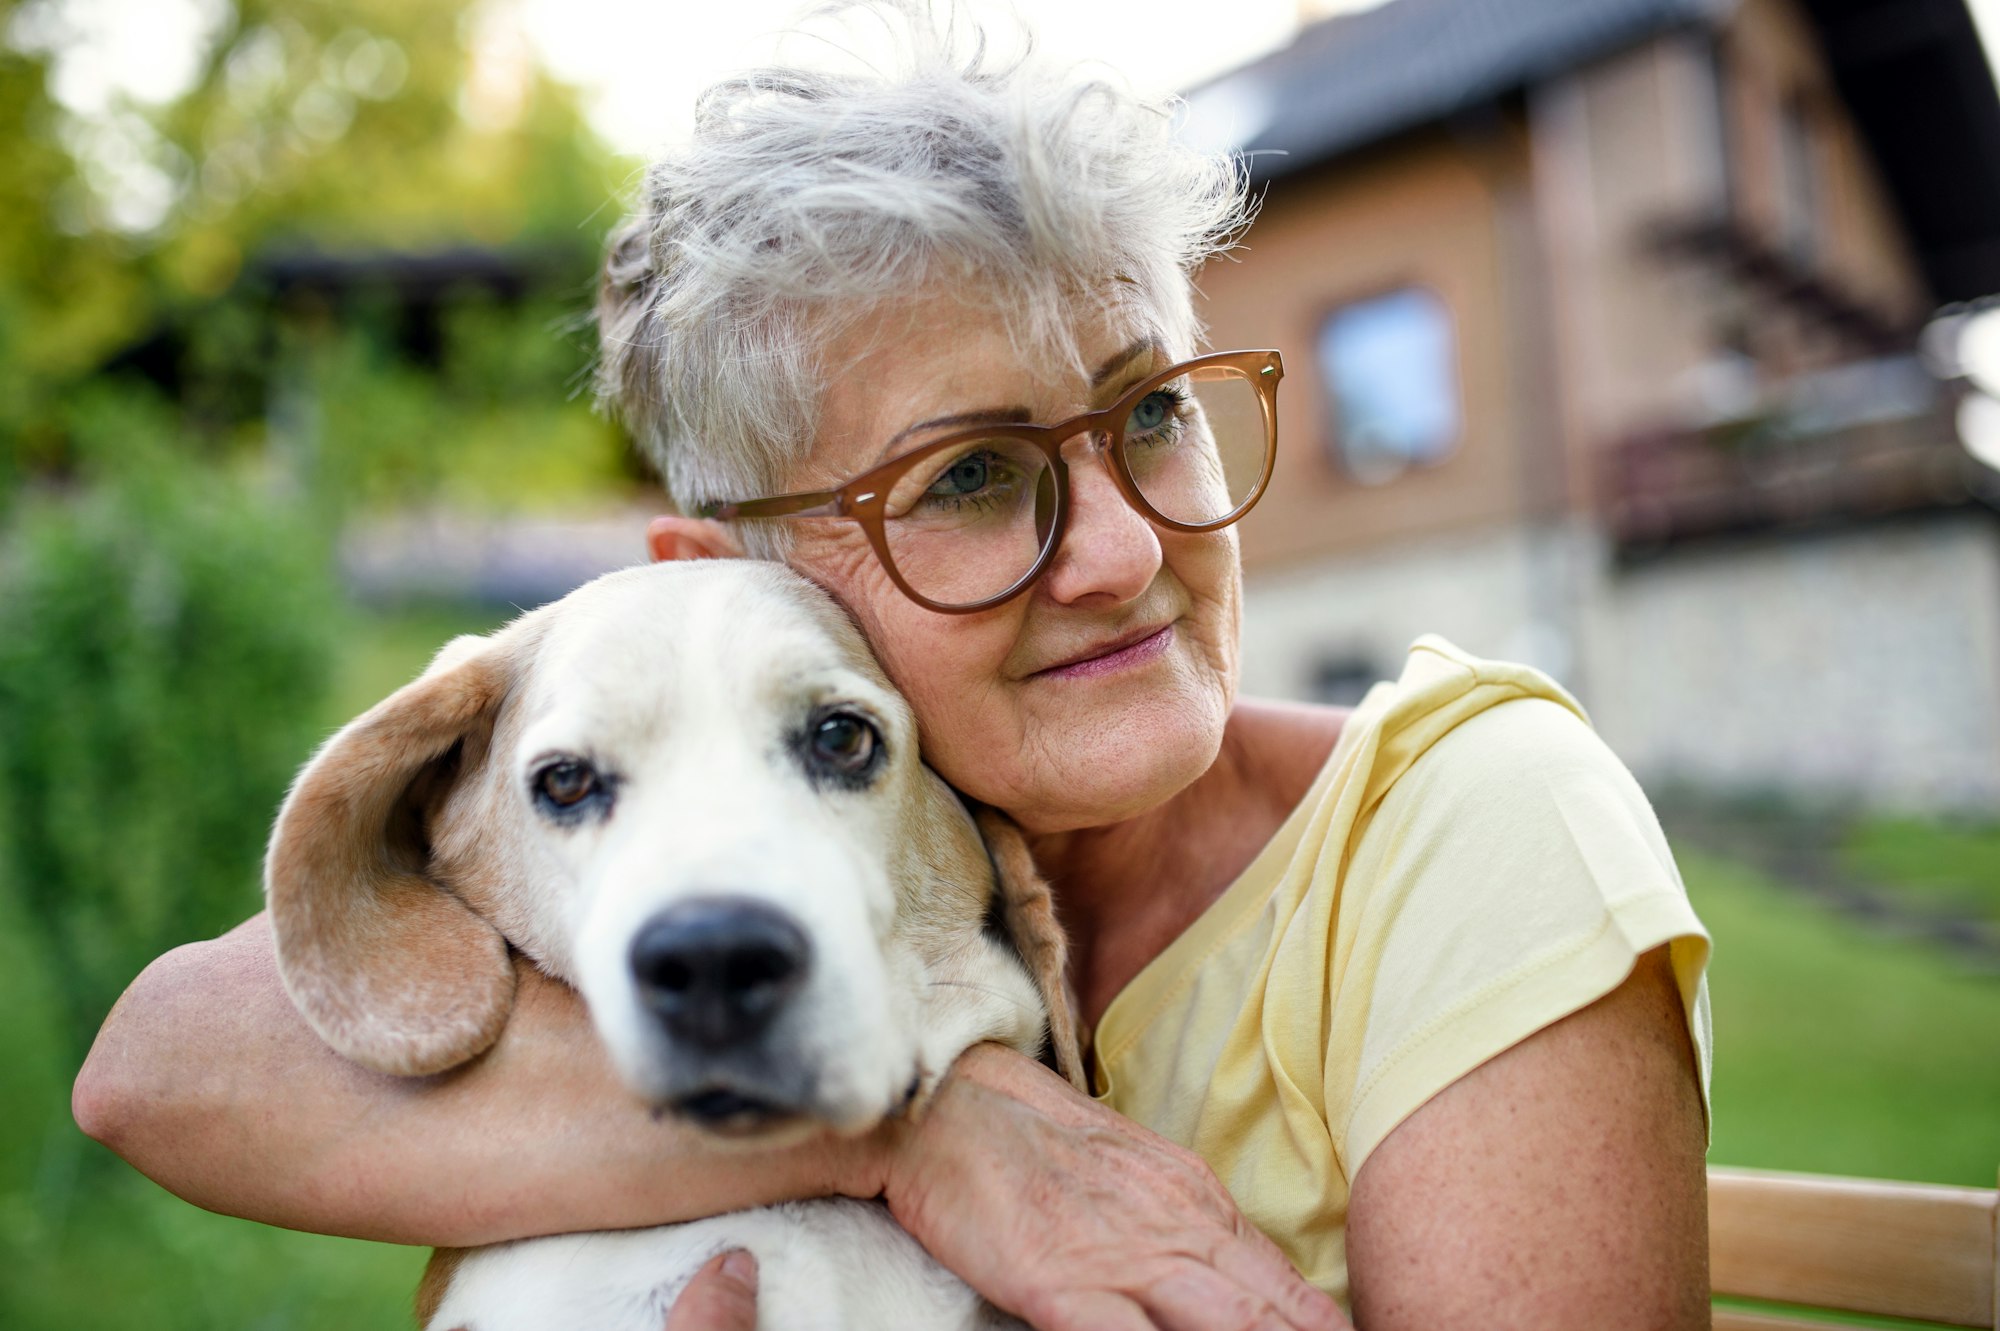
[629,898,812,1052]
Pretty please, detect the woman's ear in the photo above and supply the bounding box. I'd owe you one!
[265,639,520,1077]
[647,515,744,563]
[975,808,1088,1093]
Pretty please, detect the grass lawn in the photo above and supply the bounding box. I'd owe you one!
[0,878,425,1331]
[2,607,1995,1326]
[1688,847,2000,1187]
[1840,813,2000,932]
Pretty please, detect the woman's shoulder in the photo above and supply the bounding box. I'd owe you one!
[1400,692,1626,793]
[1226,636,1660,897]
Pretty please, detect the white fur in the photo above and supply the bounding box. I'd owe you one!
[430,1199,1021,1331]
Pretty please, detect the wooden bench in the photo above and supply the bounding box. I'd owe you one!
[1709,1165,1999,1329]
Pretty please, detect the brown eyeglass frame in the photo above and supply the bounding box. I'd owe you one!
[696,348,1284,614]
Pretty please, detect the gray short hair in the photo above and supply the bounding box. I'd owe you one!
[595,1,1252,538]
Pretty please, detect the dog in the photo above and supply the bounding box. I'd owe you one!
[262,559,1084,1330]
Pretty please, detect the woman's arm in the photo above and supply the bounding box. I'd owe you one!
[72,913,861,1246]
[76,916,1345,1331]
[1345,945,1710,1329]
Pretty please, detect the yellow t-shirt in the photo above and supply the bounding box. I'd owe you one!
[1089,635,1713,1305]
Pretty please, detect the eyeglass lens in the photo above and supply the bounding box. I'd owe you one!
[878,364,1268,608]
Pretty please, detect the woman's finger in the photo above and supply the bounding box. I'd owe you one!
[883,1045,1354,1331]
[663,1250,759,1331]
[1138,1259,1310,1331]
[1027,1288,1160,1331]
[1206,1224,1348,1331]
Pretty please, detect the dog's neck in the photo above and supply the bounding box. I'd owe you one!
[904,926,1048,1107]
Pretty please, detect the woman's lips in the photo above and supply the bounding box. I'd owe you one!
[1034,623,1176,680]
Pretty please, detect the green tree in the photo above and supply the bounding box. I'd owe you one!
[2,0,629,493]
[0,15,147,486]
[0,6,634,1325]
[0,0,635,1064]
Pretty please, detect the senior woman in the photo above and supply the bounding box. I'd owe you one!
[74,7,1713,1328]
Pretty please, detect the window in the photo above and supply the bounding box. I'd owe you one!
[1317,287,1460,485]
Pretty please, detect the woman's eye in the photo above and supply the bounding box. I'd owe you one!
[534,760,599,809]
[910,446,1029,518]
[1127,389,1182,437]
[928,451,993,497]
[810,712,880,774]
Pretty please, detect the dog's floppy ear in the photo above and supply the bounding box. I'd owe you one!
[266,638,518,1077]
[975,808,1088,1093]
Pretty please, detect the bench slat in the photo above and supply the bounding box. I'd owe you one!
[1712,1310,1864,1331]
[1708,1166,1998,1327]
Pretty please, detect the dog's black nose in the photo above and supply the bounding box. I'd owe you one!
[630,900,811,1049]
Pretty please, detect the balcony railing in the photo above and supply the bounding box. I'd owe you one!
[1600,391,2000,557]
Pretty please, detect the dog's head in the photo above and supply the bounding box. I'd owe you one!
[266,560,1082,1136]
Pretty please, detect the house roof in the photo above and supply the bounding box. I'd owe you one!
[1803,0,2000,303]
[1183,0,1728,177]
[1187,0,2000,303]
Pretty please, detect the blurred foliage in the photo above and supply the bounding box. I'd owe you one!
[0,4,640,1321]
[304,290,633,513]
[0,13,140,488]
[0,0,634,505]
[0,599,491,1330]
[0,397,341,1060]
[0,0,635,1031]
[323,597,504,724]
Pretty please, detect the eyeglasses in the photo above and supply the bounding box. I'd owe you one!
[697,349,1283,613]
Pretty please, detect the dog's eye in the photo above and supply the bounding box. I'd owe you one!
[534,760,599,809]
[809,713,878,773]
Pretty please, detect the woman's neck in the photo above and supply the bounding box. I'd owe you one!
[1025,698,1347,1031]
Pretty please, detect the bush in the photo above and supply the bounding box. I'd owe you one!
[305,294,634,516]
[0,431,341,1063]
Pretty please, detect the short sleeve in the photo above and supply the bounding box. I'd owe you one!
[1327,696,1713,1175]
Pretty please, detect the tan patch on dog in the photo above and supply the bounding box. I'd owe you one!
[976,808,1086,1092]
[265,644,520,1077]
[416,1247,470,1327]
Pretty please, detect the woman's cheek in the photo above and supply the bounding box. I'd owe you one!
[786,527,881,603]
[850,600,1023,758]
[1170,532,1243,683]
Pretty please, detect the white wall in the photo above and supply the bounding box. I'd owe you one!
[1240,520,1587,701]
[1581,514,2000,812]
[1240,512,2000,813]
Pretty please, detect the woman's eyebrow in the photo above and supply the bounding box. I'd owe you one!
[880,406,1033,460]
[1090,337,1163,389]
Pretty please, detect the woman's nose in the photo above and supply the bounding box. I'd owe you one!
[1039,438,1162,607]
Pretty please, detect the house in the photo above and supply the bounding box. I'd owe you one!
[1193,0,2000,811]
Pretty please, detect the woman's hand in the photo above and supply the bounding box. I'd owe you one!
[866,1043,1349,1331]
[662,1251,758,1331]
